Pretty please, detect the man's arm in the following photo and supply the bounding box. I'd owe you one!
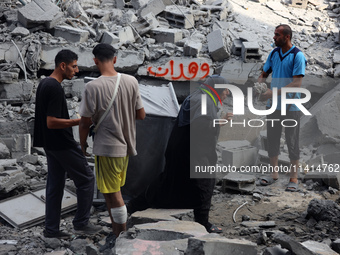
[260,75,303,101]
[136,108,146,120]
[258,71,269,83]
[79,116,92,155]
[46,116,80,129]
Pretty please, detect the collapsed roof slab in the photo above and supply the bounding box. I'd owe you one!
[17,0,63,29]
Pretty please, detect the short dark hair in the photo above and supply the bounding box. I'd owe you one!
[92,43,116,62]
[55,49,78,67]
[276,24,292,40]
[203,75,229,95]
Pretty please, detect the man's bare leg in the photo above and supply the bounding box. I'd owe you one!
[289,159,299,183]
[104,191,126,237]
[270,156,279,180]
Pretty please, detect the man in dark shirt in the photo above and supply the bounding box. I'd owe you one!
[34,49,101,239]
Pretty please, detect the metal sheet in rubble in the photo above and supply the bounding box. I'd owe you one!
[139,82,180,118]
[0,188,77,229]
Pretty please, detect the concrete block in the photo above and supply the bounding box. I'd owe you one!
[115,50,145,72]
[54,25,89,43]
[114,221,208,255]
[163,5,195,29]
[131,0,149,9]
[186,234,257,255]
[222,145,257,168]
[1,81,34,100]
[100,31,120,44]
[207,29,229,62]
[0,72,18,84]
[302,240,339,255]
[232,39,243,56]
[222,172,256,193]
[0,168,26,193]
[291,0,308,9]
[150,28,183,43]
[17,0,63,29]
[1,134,31,159]
[184,41,202,57]
[116,0,125,9]
[11,27,30,37]
[273,233,315,255]
[131,13,159,36]
[241,221,276,228]
[0,140,10,159]
[40,45,96,71]
[138,0,169,17]
[67,1,90,23]
[118,26,135,44]
[242,41,262,63]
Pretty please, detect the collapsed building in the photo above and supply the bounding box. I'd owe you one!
[0,0,340,254]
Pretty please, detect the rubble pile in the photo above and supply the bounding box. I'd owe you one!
[0,0,340,254]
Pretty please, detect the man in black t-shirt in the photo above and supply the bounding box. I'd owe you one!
[34,50,101,239]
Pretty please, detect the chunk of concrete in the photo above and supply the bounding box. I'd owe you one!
[1,81,34,100]
[301,240,339,255]
[263,246,289,255]
[131,208,193,225]
[222,145,257,168]
[185,234,257,255]
[184,41,202,57]
[40,45,96,71]
[331,239,340,253]
[163,5,194,29]
[273,233,317,255]
[115,50,145,72]
[118,26,135,44]
[66,1,90,23]
[138,0,170,17]
[11,27,30,37]
[0,168,26,193]
[114,221,208,255]
[242,41,262,63]
[1,134,31,158]
[150,28,183,43]
[0,72,18,84]
[222,172,256,193]
[207,29,230,62]
[17,0,63,29]
[0,140,10,159]
[131,0,149,9]
[54,25,89,43]
[100,31,120,44]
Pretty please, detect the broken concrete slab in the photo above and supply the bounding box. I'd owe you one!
[10,27,30,37]
[163,5,195,29]
[138,0,171,17]
[222,172,256,193]
[114,221,208,255]
[115,50,145,73]
[130,208,193,225]
[0,72,18,84]
[273,233,316,255]
[54,25,89,43]
[1,134,31,159]
[40,45,96,71]
[17,0,63,29]
[301,240,339,255]
[138,57,213,81]
[150,28,183,44]
[0,81,34,100]
[118,26,135,44]
[220,59,261,85]
[207,29,230,62]
[0,139,10,159]
[66,1,90,23]
[0,168,26,194]
[185,234,258,255]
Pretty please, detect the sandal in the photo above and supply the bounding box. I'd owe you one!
[208,224,222,233]
[259,176,278,186]
[285,181,299,192]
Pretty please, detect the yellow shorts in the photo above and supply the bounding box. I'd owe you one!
[95,155,129,193]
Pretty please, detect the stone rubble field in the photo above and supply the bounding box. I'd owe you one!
[1,0,340,254]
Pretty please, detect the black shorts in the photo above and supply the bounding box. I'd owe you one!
[266,110,301,160]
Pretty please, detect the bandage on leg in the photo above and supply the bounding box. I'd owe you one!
[110,205,127,224]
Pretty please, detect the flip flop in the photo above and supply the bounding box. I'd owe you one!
[208,224,223,233]
[259,176,278,186]
[285,181,299,192]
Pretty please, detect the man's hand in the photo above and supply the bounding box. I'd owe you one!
[259,88,273,101]
[223,112,233,121]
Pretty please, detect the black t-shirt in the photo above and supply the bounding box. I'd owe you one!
[33,77,77,150]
